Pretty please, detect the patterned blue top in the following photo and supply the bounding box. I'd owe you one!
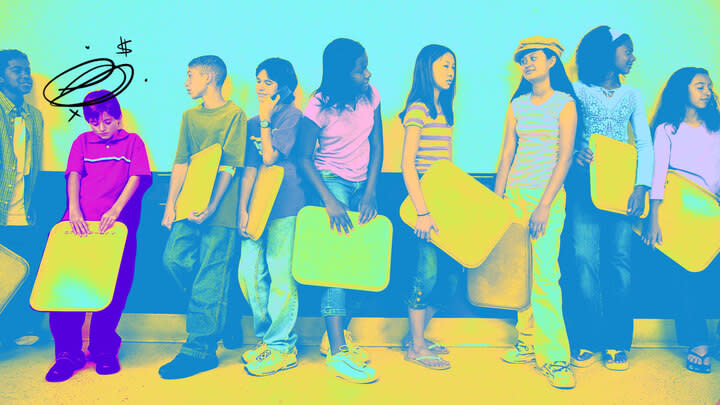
[572,81,653,186]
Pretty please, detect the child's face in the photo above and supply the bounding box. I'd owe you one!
[185,66,210,100]
[519,50,555,82]
[350,52,370,92]
[432,52,455,91]
[688,73,713,111]
[0,58,33,96]
[614,39,635,76]
[256,70,278,101]
[88,111,121,139]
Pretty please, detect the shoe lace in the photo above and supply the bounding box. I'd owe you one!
[515,341,532,353]
[256,349,272,362]
[255,341,267,352]
[546,361,570,374]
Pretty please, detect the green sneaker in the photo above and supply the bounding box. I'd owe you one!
[320,330,369,363]
[537,361,576,389]
[242,341,267,364]
[326,346,377,384]
[244,348,298,376]
[501,341,535,364]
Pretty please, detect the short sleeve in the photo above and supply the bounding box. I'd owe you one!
[129,134,151,177]
[221,109,247,167]
[403,102,429,129]
[65,134,86,177]
[271,107,302,158]
[173,112,191,165]
[303,94,326,128]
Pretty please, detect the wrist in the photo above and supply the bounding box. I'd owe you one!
[259,119,270,128]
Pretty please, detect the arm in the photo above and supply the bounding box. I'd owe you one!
[401,123,437,241]
[494,103,518,197]
[99,176,141,233]
[67,171,89,236]
[297,116,353,234]
[259,95,281,165]
[237,166,258,237]
[358,104,383,225]
[642,125,671,247]
[627,90,654,215]
[529,100,577,239]
[161,163,188,229]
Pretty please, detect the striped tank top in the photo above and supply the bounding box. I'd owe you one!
[507,91,573,189]
[402,102,453,173]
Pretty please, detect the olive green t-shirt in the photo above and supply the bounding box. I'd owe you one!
[174,100,247,228]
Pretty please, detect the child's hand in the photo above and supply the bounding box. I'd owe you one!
[188,206,215,225]
[161,205,175,229]
[325,198,353,235]
[574,148,594,167]
[642,217,663,249]
[99,207,120,234]
[627,186,648,217]
[238,209,250,238]
[358,193,377,225]
[415,214,439,242]
[529,203,550,240]
[69,208,89,237]
[258,92,280,122]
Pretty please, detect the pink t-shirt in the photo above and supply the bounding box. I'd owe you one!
[304,85,380,182]
[62,129,152,230]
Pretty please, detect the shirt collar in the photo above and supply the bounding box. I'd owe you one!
[0,90,29,119]
[87,128,130,144]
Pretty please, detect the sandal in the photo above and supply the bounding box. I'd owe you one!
[571,349,596,368]
[401,337,450,355]
[404,354,450,370]
[686,348,711,374]
[603,350,629,371]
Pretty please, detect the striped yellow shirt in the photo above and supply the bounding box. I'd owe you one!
[402,102,452,173]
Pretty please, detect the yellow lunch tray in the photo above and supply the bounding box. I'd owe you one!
[245,165,285,240]
[467,222,531,311]
[633,170,720,272]
[399,159,514,268]
[0,244,29,314]
[589,133,649,218]
[175,144,222,221]
[291,206,392,292]
[30,221,128,311]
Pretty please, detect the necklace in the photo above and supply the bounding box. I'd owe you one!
[600,87,616,98]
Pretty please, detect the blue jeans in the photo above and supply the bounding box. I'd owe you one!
[407,240,459,310]
[163,220,237,359]
[238,216,298,353]
[564,167,634,352]
[318,170,366,317]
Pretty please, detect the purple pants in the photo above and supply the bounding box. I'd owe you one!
[49,232,136,358]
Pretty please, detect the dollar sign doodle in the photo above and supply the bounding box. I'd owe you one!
[116,36,132,57]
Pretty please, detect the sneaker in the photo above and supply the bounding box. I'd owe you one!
[571,349,596,368]
[242,341,267,364]
[537,361,576,389]
[45,352,86,382]
[501,341,535,364]
[158,353,219,380]
[244,348,298,376]
[91,353,121,375]
[320,330,369,363]
[326,346,377,384]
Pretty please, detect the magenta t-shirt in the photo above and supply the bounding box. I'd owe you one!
[62,129,152,230]
[304,85,380,182]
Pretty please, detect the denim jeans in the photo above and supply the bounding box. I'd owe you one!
[564,167,634,352]
[163,220,237,359]
[238,216,298,353]
[506,186,571,366]
[318,170,366,317]
[407,239,459,310]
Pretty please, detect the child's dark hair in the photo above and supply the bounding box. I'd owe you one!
[575,26,632,86]
[82,90,122,122]
[511,49,583,137]
[399,44,456,126]
[316,38,372,111]
[0,49,28,73]
[651,67,720,134]
[256,57,298,104]
[188,55,227,87]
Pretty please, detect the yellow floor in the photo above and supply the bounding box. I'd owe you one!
[1,343,718,405]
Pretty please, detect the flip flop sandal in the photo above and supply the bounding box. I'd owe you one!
[402,339,450,355]
[686,349,711,374]
[404,354,450,370]
[604,350,629,371]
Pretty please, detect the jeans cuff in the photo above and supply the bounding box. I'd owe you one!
[321,309,347,317]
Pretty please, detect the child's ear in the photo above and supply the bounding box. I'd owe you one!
[548,55,557,69]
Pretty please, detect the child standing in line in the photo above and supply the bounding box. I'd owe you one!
[398,44,458,370]
[237,57,304,376]
[564,26,652,371]
[494,36,579,389]
[297,38,383,384]
[643,67,720,374]
[46,90,151,382]
[159,55,247,380]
